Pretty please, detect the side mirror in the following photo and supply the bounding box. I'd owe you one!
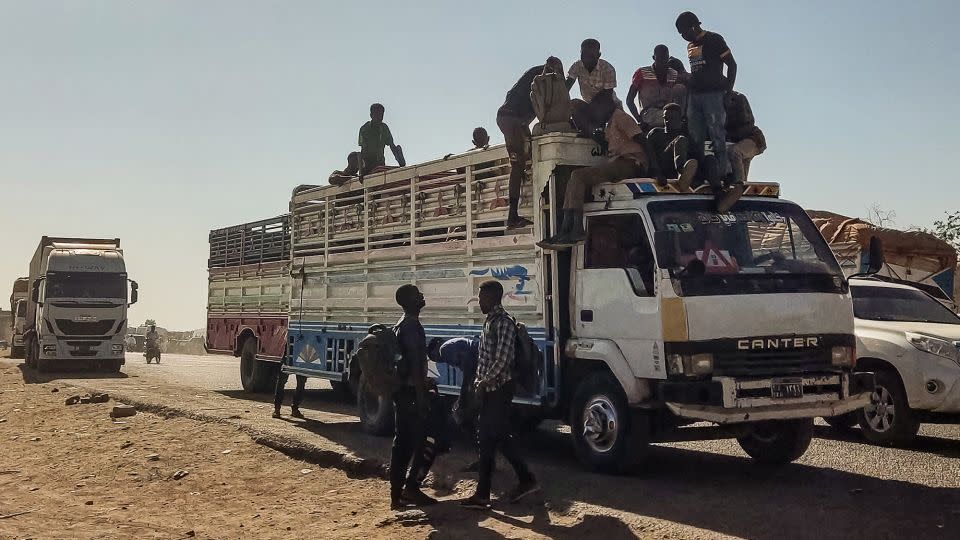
[130,280,139,305]
[31,277,43,306]
[653,230,680,269]
[866,236,885,275]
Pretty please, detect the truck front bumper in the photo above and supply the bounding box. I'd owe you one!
[663,372,875,425]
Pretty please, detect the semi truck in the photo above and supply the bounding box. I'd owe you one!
[205,216,292,392]
[23,237,138,372]
[273,133,875,471]
[9,277,28,358]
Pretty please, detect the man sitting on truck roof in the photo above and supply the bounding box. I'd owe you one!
[647,103,698,190]
[359,103,406,176]
[626,45,688,134]
[497,62,554,231]
[567,38,618,136]
[328,151,360,187]
[724,90,766,184]
[538,91,664,250]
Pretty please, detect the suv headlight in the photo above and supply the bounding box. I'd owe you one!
[906,332,960,365]
[831,345,855,368]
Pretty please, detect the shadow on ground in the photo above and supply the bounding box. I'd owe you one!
[16,362,129,384]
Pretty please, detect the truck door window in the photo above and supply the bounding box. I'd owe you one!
[585,214,655,296]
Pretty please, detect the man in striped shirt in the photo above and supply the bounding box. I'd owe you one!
[626,45,688,133]
[461,281,539,509]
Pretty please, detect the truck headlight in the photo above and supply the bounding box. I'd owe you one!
[831,346,855,368]
[667,353,714,375]
[906,332,960,364]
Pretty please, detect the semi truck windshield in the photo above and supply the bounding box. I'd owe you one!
[46,272,127,300]
[649,200,844,296]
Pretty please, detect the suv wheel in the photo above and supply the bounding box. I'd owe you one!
[858,370,919,446]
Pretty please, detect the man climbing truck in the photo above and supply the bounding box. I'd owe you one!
[23,237,137,372]
[271,133,874,471]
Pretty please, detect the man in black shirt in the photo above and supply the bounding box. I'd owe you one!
[676,11,741,211]
[497,58,563,231]
[390,284,437,509]
[647,103,697,190]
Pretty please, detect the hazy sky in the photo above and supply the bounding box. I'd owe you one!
[2,1,958,330]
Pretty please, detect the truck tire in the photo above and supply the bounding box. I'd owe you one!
[570,371,650,474]
[10,346,25,359]
[824,411,858,430]
[736,419,814,464]
[357,375,394,436]
[239,338,276,393]
[26,339,39,370]
[857,370,919,447]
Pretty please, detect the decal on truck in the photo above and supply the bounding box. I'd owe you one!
[469,265,532,299]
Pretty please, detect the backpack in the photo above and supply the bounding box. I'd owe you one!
[354,324,404,396]
[511,318,541,395]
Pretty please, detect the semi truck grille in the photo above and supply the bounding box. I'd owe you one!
[55,319,116,336]
[714,349,834,377]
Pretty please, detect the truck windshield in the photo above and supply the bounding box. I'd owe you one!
[649,200,844,296]
[46,272,127,300]
[852,285,960,324]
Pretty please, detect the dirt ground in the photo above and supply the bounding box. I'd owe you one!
[0,365,650,540]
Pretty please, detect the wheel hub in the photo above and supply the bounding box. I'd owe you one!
[864,385,895,432]
[582,396,619,453]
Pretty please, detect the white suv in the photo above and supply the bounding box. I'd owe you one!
[835,278,960,445]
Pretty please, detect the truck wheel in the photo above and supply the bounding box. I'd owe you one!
[824,411,858,430]
[357,376,395,436]
[239,338,276,393]
[570,371,650,474]
[857,370,919,446]
[25,339,38,369]
[737,419,813,464]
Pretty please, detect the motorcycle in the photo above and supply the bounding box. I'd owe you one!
[144,341,161,364]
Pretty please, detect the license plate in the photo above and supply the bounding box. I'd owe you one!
[771,378,804,399]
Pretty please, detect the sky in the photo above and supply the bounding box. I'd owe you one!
[1,0,958,330]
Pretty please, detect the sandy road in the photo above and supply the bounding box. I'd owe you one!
[2,352,959,539]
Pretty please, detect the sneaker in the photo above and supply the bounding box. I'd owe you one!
[536,234,576,251]
[402,487,438,507]
[459,496,492,510]
[508,480,541,503]
[716,183,745,213]
[505,216,533,231]
[677,159,698,191]
[271,409,281,419]
[290,408,305,419]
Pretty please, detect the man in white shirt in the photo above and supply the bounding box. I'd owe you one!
[566,38,618,135]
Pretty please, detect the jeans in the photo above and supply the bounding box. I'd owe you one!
[687,91,729,184]
[475,381,534,500]
[390,386,428,500]
[273,372,306,410]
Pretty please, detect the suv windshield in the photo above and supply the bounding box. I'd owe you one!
[46,272,127,300]
[649,200,844,296]
[852,285,960,324]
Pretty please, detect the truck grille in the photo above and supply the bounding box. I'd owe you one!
[714,349,834,377]
[55,319,116,336]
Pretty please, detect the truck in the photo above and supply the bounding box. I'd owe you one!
[205,216,292,392]
[277,133,875,471]
[23,237,138,372]
[810,210,957,309]
[9,277,28,358]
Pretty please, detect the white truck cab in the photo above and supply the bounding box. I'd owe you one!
[845,278,960,444]
[285,134,874,471]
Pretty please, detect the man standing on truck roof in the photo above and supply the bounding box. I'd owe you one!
[538,91,664,250]
[461,281,539,510]
[272,365,307,419]
[567,39,618,136]
[497,58,563,231]
[390,284,438,509]
[724,90,766,184]
[359,103,406,176]
[626,44,688,133]
[676,11,742,211]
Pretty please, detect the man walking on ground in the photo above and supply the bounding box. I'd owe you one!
[359,103,406,176]
[390,284,437,509]
[497,59,561,231]
[272,364,307,419]
[725,90,766,184]
[567,39,618,135]
[461,281,539,510]
[675,11,741,211]
[627,45,688,133]
[537,92,663,250]
[647,103,698,189]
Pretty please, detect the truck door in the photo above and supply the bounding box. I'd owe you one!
[573,211,665,379]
